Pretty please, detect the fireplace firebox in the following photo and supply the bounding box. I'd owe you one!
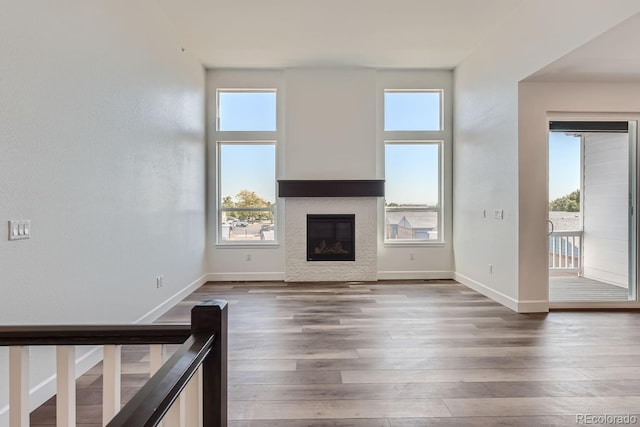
[307,214,355,261]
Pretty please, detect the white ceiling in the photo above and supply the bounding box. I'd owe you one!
[154,0,523,69]
[525,12,640,83]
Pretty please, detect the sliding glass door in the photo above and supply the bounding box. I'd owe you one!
[548,121,637,303]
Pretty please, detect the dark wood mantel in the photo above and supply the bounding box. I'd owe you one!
[278,180,384,197]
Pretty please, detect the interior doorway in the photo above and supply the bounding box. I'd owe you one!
[548,120,637,303]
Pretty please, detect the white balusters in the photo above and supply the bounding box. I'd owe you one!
[549,230,582,271]
[102,344,121,426]
[56,346,76,427]
[9,346,29,427]
[165,392,186,427]
[149,344,164,374]
[6,339,202,427]
[149,344,166,427]
[160,344,186,427]
[153,344,201,427]
[185,367,203,427]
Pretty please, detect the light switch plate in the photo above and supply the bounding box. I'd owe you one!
[8,220,30,240]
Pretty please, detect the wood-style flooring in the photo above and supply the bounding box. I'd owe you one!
[30,280,640,426]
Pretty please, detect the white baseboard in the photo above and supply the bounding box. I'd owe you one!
[205,272,285,282]
[454,273,549,313]
[135,273,209,324]
[208,272,455,283]
[549,300,640,309]
[516,299,549,313]
[454,272,519,311]
[377,271,454,280]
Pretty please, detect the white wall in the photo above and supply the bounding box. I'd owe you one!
[0,1,206,422]
[519,81,640,307]
[285,68,377,179]
[582,133,629,287]
[206,68,454,280]
[454,1,640,312]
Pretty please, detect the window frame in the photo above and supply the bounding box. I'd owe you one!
[216,140,277,245]
[214,87,279,247]
[384,140,444,245]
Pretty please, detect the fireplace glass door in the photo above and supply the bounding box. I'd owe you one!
[307,214,355,261]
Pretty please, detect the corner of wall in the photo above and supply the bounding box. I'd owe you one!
[135,274,210,324]
[454,272,549,313]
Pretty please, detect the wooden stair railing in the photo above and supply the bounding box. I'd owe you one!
[0,299,227,427]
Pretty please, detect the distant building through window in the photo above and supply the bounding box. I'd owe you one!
[385,142,441,242]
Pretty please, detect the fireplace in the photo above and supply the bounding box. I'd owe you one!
[307,214,355,261]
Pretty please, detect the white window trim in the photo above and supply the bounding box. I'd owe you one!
[216,140,278,246]
[214,86,279,246]
[383,139,444,245]
[378,71,452,248]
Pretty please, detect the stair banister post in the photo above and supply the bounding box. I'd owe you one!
[191,300,228,427]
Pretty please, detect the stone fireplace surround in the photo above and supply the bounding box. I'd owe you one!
[279,180,384,282]
[284,197,378,281]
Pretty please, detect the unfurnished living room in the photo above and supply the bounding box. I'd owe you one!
[3,1,640,426]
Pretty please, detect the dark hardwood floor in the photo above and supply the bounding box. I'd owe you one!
[31,280,640,426]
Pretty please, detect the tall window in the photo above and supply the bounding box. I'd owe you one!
[384,89,443,243]
[216,89,277,243]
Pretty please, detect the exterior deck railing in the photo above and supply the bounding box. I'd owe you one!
[549,230,582,271]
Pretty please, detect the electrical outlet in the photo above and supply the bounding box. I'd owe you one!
[409,253,415,261]
[494,209,504,220]
[482,209,486,218]
[246,254,252,262]
[156,275,164,288]
[489,264,493,275]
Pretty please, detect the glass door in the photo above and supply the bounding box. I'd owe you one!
[548,121,637,303]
